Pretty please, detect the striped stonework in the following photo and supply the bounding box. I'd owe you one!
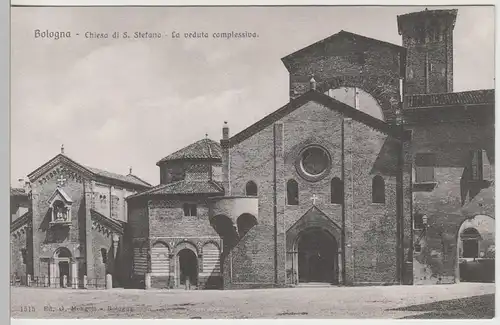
[151,242,170,276]
[133,246,148,275]
[201,243,220,276]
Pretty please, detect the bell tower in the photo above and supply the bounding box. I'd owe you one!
[397,9,458,95]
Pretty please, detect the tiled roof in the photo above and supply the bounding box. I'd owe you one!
[128,180,224,198]
[85,166,152,187]
[10,187,27,196]
[227,90,409,147]
[282,30,405,70]
[90,209,125,235]
[11,211,32,233]
[156,138,222,165]
[405,90,495,108]
[27,153,152,190]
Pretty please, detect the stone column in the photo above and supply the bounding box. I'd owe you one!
[169,253,175,288]
[112,234,119,276]
[49,258,56,287]
[145,273,151,290]
[71,259,78,289]
[337,250,343,285]
[106,274,113,289]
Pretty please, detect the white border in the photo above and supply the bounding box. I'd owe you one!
[8,0,499,7]
[6,1,498,325]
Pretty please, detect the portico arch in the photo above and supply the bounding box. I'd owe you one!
[456,215,495,283]
[173,241,199,289]
[317,75,399,121]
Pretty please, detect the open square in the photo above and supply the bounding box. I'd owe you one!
[11,283,495,319]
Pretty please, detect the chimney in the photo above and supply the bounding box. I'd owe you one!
[221,121,231,195]
[310,76,317,91]
[17,178,24,189]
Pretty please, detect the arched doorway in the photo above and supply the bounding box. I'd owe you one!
[52,247,73,288]
[178,249,198,288]
[456,215,495,283]
[296,228,338,284]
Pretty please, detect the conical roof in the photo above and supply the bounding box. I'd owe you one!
[156,138,222,165]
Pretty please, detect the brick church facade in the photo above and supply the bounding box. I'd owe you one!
[11,9,494,289]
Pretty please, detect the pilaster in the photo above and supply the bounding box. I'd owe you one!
[273,122,286,284]
[343,117,354,285]
[84,180,95,278]
[402,134,413,284]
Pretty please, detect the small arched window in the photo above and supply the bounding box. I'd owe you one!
[331,177,343,204]
[101,248,107,264]
[372,175,385,204]
[286,179,299,205]
[245,181,258,196]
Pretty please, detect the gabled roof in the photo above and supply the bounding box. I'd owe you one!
[47,187,73,205]
[156,138,222,165]
[281,30,405,70]
[27,153,151,190]
[405,89,495,109]
[85,166,152,187]
[226,90,408,148]
[127,179,224,199]
[90,209,125,235]
[10,187,27,197]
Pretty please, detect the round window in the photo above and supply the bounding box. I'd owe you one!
[297,146,331,181]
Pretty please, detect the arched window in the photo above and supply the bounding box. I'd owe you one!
[461,228,480,258]
[330,177,343,204]
[245,181,258,196]
[101,248,107,264]
[287,179,299,205]
[372,175,385,204]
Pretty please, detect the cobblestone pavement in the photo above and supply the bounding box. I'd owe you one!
[11,283,495,319]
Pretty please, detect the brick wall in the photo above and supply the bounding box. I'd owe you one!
[409,119,495,284]
[346,119,400,284]
[11,226,32,282]
[148,198,219,238]
[284,37,402,122]
[228,100,405,286]
[30,166,86,278]
[91,183,129,222]
[11,196,30,223]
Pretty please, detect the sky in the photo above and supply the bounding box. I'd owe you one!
[10,6,495,186]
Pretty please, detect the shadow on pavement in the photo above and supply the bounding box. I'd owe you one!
[388,294,495,319]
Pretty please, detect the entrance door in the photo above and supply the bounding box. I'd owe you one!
[58,261,70,287]
[297,228,337,283]
[178,249,198,288]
